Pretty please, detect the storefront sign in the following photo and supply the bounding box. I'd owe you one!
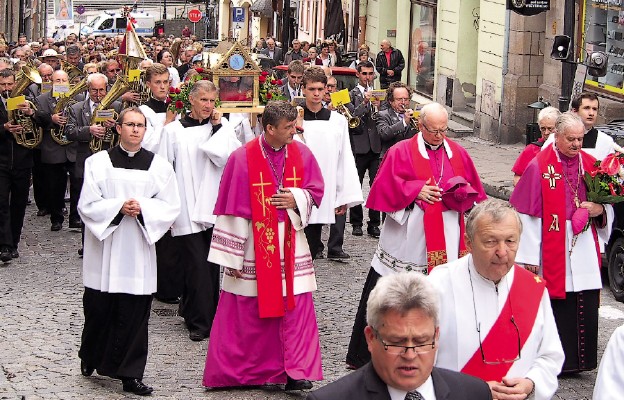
[507,0,550,16]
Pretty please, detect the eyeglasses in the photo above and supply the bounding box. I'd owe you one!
[373,328,437,355]
[122,122,146,129]
[540,126,555,133]
[360,72,375,75]
[108,68,122,73]
[422,123,448,135]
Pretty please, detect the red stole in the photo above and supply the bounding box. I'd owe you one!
[246,138,304,318]
[538,147,597,299]
[461,265,545,381]
[410,137,467,272]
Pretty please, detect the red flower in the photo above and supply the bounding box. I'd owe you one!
[169,87,176,94]
[271,79,277,85]
[175,88,181,94]
[165,96,172,104]
[600,154,621,176]
[202,76,209,80]
[266,92,273,99]
[175,100,184,109]
[196,67,204,73]
[261,71,269,76]
[276,79,283,85]
[588,169,599,178]
[259,75,266,83]
[609,182,618,196]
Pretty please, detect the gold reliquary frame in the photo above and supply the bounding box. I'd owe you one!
[211,41,261,108]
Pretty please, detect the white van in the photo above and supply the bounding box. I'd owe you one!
[80,12,155,37]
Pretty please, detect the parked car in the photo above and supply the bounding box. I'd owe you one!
[273,65,358,92]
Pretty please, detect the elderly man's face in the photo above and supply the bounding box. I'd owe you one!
[419,110,448,146]
[267,40,276,50]
[38,65,54,82]
[538,116,556,140]
[466,212,520,282]
[67,53,81,65]
[292,41,301,51]
[365,309,438,392]
[88,77,108,103]
[380,41,391,52]
[189,89,217,121]
[14,50,26,61]
[555,122,584,158]
[44,56,59,68]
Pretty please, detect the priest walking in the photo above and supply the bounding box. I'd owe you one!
[203,101,325,391]
[77,107,181,396]
[510,112,614,373]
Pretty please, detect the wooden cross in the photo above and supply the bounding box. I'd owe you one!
[252,172,272,217]
[542,164,562,189]
[285,167,301,188]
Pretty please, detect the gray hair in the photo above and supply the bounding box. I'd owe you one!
[466,199,522,242]
[555,111,584,137]
[189,80,218,98]
[366,273,439,330]
[419,102,448,125]
[86,72,108,87]
[537,106,561,124]
[65,44,80,56]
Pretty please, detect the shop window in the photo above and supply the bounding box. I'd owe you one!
[408,0,437,98]
[583,0,624,94]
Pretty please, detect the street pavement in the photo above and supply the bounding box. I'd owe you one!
[1,136,623,399]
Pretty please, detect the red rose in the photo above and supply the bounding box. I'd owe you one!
[276,79,283,85]
[175,100,184,109]
[259,75,266,83]
[261,71,269,76]
[169,87,176,94]
[175,88,181,94]
[196,67,204,73]
[271,79,277,85]
[165,96,172,104]
[600,154,620,176]
[202,76,209,80]
[266,92,273,99]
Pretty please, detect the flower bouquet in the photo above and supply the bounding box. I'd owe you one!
[259,70,286,105]
[584,152,624,204]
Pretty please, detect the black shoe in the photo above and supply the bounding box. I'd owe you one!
[69,219,82,229]
[51,222,62,231]
[0,248,11,263]
[10,249,18,259]
[122,378,153,396]
[313,250,324,260]
[352,226,363,236]
[80,360,94,377]
[328,250,351,261]
[36,209,49,217]
[285,376,313,391]
[367,226,381,238]
[189,330,209,341]
[156,296,180,304]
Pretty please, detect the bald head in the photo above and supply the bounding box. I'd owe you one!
[380,40,392,52]
[51,69,69,84]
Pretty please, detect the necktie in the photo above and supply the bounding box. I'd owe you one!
[405,390,424,400]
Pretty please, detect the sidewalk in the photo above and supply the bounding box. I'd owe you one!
[452,136,525,200]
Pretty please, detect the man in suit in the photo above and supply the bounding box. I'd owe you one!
[283,39,307,65]
[0,68,37,262]
[33,69,81,231]
[375,40,405,89]
[281,60,304,102]
[376,82,417,157]
[346,60,382,238]
[308,272,492,400]
[261,38,283,64]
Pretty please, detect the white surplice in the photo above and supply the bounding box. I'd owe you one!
[428,255,565,400]
[299,111,363,224]
[515,209,613,292]
[593,324,624,400]
[139,104,171,158]
[78,151,181,295]
[542,129,614,160]
[162,117,241,236]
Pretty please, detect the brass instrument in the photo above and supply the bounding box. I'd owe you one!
[51,77,88,145]
[60,60,85,84]
[400,104,418,130]
[367,84,380,121]
[89,75,131,153]
[337,103,360,129]
[8,65,43,149]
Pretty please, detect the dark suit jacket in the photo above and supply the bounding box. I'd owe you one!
[33,91,78,164]
[346,86,382,155]
[375,48,406,87]
[0,100,34,169]
[307,363,492,400]
[376,107,417,157]
[260,47,284,63]
[65,98,121,178]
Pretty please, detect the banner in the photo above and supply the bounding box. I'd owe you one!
[54,0,74,24]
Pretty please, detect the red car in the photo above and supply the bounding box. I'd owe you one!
[272,65,358,92]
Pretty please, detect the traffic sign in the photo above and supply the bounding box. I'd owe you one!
[76,5,85,15]
[188,9,203,23]
[232,7,244,22]
[75,14,87,23]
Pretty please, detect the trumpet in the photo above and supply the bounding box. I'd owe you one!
[399,104,419,130]
[8,65,43,149]
[89,75,131,153]
[366,83,380,121]
[337,103,361,129]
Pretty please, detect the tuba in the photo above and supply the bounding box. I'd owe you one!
[51,77,88,145]
[60,60,85,84]
[89,75,131,153]
[8,65,43,149]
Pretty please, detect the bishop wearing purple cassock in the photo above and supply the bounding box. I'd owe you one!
[203,101,325,391]
[510,112,613,373]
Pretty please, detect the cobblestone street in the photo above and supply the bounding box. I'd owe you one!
[2,140,624,400]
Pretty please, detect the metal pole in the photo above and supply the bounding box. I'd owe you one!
[163,0,167,20]
[281,0,290,55]
[559,0,576,112]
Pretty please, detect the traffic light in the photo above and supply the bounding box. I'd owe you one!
[551,35,571,60]
[587,51,608,77]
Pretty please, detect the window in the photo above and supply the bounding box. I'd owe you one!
[408,0,437,98]
[583,0,624,95]
[99,18,113,30]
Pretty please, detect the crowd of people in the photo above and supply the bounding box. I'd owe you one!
[0,27,622,400]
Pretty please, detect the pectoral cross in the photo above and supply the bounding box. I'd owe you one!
[542,164,562,189]
[253,172,272,217]
[285,167,301,188]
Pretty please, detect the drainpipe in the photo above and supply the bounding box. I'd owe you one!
[497,9,510,143]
